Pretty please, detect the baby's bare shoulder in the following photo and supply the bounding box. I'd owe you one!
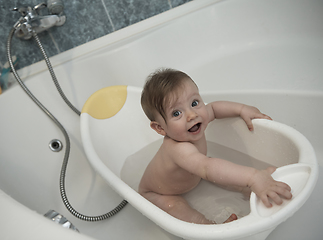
[162,138,200,158]
[164,137,195,149]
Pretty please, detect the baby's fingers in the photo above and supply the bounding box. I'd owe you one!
[275,183,293,200]
[259,194,272,208]
[276,181,292,192]
[243,114,272,131]
[264,186,292,207]
[259,182,292,207]
[268,191,283,206]
[244,118,254,131]
[258,113,272,121]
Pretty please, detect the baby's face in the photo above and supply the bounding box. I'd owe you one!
[156,79,209,143]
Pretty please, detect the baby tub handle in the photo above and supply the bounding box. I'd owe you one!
[250,163,313,218]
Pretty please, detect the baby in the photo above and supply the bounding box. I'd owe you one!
[138,68,292,224]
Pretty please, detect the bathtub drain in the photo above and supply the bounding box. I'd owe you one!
[49,139,63,152]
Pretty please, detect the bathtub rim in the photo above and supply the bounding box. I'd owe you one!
[0,188,95,240]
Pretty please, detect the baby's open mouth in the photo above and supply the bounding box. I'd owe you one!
[188,123,201,132]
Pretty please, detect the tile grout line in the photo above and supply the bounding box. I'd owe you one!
[101,0,116,32]
[48,31,61,54]
[168,0,173,8]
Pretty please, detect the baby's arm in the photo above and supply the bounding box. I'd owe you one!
[203,158,291,207]
[206,101,272,131]
[174,144,292,207]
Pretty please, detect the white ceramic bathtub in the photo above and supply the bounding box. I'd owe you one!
[0,0,322,239]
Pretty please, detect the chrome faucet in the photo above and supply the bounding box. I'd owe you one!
[12,2,66,40]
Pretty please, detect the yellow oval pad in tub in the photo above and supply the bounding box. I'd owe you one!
[82,85,127,119]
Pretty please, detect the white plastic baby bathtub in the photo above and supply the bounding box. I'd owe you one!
[80,85,318,240]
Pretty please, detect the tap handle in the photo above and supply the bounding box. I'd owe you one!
[12,3,46,16]
[33,2,47,12]
[11,7,28,16]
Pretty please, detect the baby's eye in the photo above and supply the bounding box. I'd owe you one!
[192,100,199,107]
[172,110,181,117]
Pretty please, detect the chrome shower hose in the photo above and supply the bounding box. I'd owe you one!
[7,27,127,221]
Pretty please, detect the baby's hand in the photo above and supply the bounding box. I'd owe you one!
[248,167,292,207]
[240,105,272,131]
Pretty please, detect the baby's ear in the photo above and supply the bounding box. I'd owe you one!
[150,121,166,136]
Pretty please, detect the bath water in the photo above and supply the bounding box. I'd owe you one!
[121,139,273,223]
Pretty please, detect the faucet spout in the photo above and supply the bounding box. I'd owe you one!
[35,15,66,31]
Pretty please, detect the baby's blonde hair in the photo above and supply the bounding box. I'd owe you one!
[141,68,196,122]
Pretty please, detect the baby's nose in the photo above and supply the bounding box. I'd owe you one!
[187,110,198,121]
